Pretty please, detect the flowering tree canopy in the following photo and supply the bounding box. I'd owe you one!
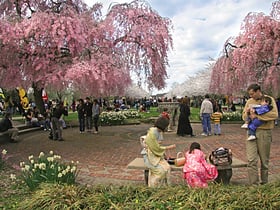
[165,66,212,98]
[0,0,173,99]
[209,0,280,96]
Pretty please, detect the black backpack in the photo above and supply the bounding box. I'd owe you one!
[209,147,232,166]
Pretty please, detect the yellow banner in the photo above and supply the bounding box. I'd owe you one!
[18,87,29,109]
[0,88,5,99]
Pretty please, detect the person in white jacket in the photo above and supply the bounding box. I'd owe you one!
[200,94,213,136]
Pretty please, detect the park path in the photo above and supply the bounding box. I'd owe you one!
[1,123,280,186]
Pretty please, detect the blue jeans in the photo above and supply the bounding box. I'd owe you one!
[202,113,211,134]
[93,115,99,132]
[214,123,221,135]
[85,116,92,130]
[79,116,85,132]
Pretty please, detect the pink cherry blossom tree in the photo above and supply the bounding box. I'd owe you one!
[210,1,280,96]
[0,0,173,112]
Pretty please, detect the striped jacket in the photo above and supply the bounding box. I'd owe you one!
[211,112,223,124]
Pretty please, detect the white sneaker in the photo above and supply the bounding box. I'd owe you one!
[201,133,208,136]
[247,135,256,141]
[241,124,248,129]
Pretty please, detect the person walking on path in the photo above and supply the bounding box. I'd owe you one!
[77,99,85,134]
[275,97,280,126]
[92,99,101,134]
[200,94,213,136]
[84,97,93,132]
[177,97,195,137]
[51,102,68,141]
[242,84,278,185]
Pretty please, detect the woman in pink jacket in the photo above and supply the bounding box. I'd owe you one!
[183,142,218,188]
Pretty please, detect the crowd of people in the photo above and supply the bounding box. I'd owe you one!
[76,97,101,134]
[1,84,280,187]
[141,83,279,188]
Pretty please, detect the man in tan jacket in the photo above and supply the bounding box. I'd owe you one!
[242,84,278,185]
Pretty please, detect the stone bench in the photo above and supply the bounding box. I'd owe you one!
[0,126,42,142]
[127,157,247,185]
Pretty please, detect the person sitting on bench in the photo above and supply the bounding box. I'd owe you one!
[0,113,19,143]
[140,116,176,187]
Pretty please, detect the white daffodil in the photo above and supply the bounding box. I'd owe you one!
[2,149,7,155]
[39,152,45,158]
[39,163,46,170]
[10,174,16,181]
[71,166,77,173]
[24,164,30,171]
[58,173,63,178]
[47,157,54,162]
[49,151,54,155]
[28,155,34,160]
[54,155,61,160]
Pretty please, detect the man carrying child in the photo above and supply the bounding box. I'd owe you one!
[242,84,278,185]
[241,96,273,140]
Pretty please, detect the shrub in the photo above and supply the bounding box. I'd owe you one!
[19,151,79,191]
[18,182,280,209]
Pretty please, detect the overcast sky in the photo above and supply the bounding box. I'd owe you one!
[85,0,275,93]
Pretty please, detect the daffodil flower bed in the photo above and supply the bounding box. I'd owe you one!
[19,151,79,190]
[222,111,242,121]
[100,110,141,125]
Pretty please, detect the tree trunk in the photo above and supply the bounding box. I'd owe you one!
[32,83,45,114]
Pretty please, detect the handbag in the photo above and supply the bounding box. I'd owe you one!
[209,147,232,166]
[174,152,186,167]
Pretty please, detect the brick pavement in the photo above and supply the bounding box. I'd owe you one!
[1,123,279,186]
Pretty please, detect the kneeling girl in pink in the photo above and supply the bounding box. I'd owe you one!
[183,142,218,188]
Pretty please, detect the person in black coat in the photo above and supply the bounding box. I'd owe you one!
[50,102,68,141]
[84,97,93,132]
[0,113,19,142]
[177,97,195,137]
[77,99,85,133]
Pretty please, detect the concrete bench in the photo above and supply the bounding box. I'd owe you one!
[0,126,42,142]
[18,126,42,134]
[127,157,247,185]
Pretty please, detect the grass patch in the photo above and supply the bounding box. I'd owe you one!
[16,182,280,209]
